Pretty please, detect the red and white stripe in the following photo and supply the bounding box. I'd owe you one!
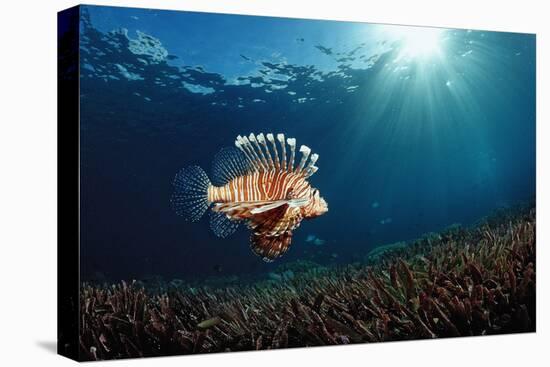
[208,170,310,204]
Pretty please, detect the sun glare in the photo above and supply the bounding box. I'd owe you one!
[381,25,445,60]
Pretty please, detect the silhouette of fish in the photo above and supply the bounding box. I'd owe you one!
[171,133,328,262]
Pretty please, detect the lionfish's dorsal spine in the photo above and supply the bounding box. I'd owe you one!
[297,145,311,174]
[266,133,280,170]
[304,153,319,177]
[249,134,269,171]
[235,136,257,172]
[242,136,263,171]
[277,134,287,171]
[257,133,275,170]
[234,137,249,170]
[287,138,296,172]
[234,133,319,178]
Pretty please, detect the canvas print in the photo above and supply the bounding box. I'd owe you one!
[58,5,536,361]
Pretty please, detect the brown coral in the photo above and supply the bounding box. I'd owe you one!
[79,206,535,361]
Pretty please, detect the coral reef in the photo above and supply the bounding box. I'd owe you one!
[79,206,535,360]
[365,240,409,263]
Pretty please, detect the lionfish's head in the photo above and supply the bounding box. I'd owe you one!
[303,188,328,219]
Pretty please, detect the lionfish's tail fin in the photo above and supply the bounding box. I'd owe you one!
[235,133,319,177]
[170,166,211,222]
[250,232,293,262]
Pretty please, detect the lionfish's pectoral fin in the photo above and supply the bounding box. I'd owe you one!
[212,201,271,214]
[209,210,240,238]
[246,201,302,261]
[250,232,293,262]
[248,200,287,214]
[213,198,299,219]
[250,197,308,214]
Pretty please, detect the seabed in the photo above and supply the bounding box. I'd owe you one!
[79,205,536,360]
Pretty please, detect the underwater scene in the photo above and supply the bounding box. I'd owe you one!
[72,5,535,360]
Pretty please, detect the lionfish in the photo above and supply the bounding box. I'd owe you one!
[171,133,328,262]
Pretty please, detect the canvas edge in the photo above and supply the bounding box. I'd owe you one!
[57,4,81,362]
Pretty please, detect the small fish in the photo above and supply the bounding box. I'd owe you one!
[171,133,328,262]
[380,217,393,225]
[305,234,325,245]
[197,316,221,329]
[314,45,333,55]
[313,238,326,246]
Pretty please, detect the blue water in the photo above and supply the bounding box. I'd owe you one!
[77,5,536,282]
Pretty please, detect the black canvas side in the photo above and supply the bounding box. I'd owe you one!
[57,5,80,362]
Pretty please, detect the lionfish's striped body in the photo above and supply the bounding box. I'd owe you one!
[207,171,310,204]
[171,133,328,262]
